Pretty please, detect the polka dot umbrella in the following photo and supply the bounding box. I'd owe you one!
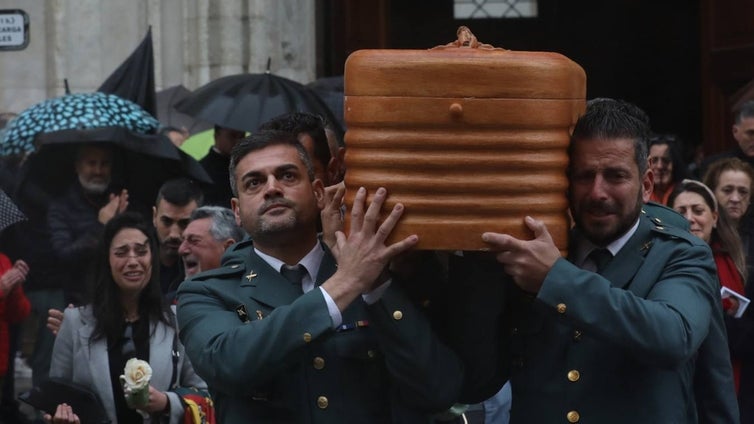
[0,92,160,156]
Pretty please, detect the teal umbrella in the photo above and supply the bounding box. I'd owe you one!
[1,92,159,156]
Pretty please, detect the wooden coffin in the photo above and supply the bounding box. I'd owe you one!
[343,27,585,251]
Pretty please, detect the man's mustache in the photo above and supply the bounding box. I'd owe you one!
[162,237,182,248]
[584,200,618,215]
[259,198,295,214]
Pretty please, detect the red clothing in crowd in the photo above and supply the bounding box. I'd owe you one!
[712,243,746,392]
[0,253,31,377]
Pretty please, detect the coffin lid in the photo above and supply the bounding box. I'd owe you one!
[345,26,586,100]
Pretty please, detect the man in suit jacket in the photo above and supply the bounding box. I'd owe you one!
[176,130,462,423]
[475,99,736,422]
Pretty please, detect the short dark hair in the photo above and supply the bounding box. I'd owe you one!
[229,130,315,197]
[258,112,331,170]
[89,211,172,342]
[569,98,651,175]
[190,206,246,242]
[734,100,754,124]
[155,177,204,208]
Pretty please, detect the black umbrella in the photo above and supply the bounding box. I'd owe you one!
[175,69,342,133]
[98,28,157,117]
[0,189,26,233]
[156,85,213,134]
[307,75,345,131]
[17,127,211,217]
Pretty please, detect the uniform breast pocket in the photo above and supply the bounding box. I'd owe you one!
[334,327,380,363]
[332,327,389,410]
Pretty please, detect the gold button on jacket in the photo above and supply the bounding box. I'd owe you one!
[567,410,580,422]
[313,356,325,370]
[556,303,567,314]
[175,240,465,422]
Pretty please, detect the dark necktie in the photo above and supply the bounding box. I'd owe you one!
[588,248,612,273]
[280,264,307,292]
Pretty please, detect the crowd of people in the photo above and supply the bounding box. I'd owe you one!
[0,96,753,423]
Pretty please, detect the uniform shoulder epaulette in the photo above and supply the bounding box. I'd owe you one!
[227,238,253,253]
[647,216,706,246]
[642,202,689,230]
[189,262,246,282]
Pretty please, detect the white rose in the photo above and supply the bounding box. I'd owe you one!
[121,358,152,391]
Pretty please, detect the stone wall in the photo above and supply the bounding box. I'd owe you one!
[0,0,316,114]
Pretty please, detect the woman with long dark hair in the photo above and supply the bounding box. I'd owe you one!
[669,180,747,395]
[47,212,205,423]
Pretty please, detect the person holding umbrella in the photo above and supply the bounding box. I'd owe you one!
[47,144,129,305]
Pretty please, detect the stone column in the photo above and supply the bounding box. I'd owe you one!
[183,0,316,88]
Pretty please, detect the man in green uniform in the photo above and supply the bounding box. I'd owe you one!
[176,130,462,423]
[473,99,735,422]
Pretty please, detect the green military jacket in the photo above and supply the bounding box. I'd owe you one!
[176,239,462,424]
[643,202,740,423]
[508,214,721,423]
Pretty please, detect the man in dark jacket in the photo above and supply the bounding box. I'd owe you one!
[199,125,245,207]
[151,178,202,295]
[701,100,754,175]
[47,144,128,304]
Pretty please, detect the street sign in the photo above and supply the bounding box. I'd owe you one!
[0,9,29,51]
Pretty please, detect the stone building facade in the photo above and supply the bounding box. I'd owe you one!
[0,0,316,114]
